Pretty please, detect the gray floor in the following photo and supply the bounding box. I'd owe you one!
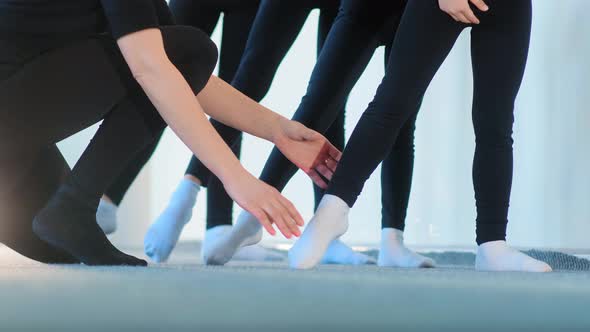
[0,244,589,331]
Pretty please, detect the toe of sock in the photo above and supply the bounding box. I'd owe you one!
[352,253,376,265]
[121,255,148,267]
[288,258,315,270]
[524,259,553,273]
[420,257,436,268]
[288,250,320,270]
[203,253,229,266]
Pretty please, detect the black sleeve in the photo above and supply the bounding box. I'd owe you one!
[100,0,161,39]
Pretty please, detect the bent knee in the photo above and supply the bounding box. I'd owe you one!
[161,26,218,94]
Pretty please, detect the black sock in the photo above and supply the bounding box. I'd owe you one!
[33,98,163,266]
[33,185,146,266]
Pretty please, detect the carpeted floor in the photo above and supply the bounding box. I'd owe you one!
[0,243,589,331]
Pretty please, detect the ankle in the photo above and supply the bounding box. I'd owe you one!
[184,174,202,186]
[381,228,404,244]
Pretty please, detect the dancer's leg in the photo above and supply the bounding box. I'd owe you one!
[468,0,550,272]
[290,0,464,269]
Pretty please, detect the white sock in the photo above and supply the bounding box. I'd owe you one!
[289,195,349,269]
[144,179,200,263]
[202,225,282,263]
[96,198,118,235]
[475,240,552,272]
[321,239,375,265]
[378,228,435,268]
[203,211,263,265]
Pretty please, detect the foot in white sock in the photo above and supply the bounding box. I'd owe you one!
[203,211,263,265]
[289,195,349,269]
[144,179,200,263]
[202,225,282,263]
[475,240,552,272]
[321,239,375,265]
[378,228,435,268]
[96,198,118,235]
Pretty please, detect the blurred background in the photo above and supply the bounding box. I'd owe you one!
[58,1,590,251]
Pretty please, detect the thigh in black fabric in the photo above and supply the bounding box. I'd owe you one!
[231,0,311,101]
[317,1,339,53]
[0,38,127,150]
[219,4,259,81]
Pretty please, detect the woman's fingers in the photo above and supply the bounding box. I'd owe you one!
[278,196,304,228]
[463,8,480,24]
[327,144,342,161]
[455,12,472,24]
[325,156,339,173]
[307,169,329,189]
[277,202,302,238]
[264,204,292,238]
[277,196,304,230]
[446,11,460,22]
[469,0,489,12]
[251,208,276,236]
[315,163,333,180]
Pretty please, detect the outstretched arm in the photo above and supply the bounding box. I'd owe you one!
[197,76,341,187]
[117,28,303,238]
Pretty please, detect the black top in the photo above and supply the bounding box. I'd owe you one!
[0,0,174,39]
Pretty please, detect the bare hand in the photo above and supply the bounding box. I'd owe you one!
[224,170,304,238]
[273,119,342,189]
[438,0,489,24]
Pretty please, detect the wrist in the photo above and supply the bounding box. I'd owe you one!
[269,116,289,146]
[216,160,247,185]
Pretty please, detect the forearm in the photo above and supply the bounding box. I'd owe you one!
[197,75,286,143]
[135,62,245,183]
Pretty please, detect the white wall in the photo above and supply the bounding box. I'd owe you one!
[58,1,590,250]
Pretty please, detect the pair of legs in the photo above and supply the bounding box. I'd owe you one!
[206,0,432,268]
[0,26,217,265]
[257,0,431,267]
[142,0,369,265]
[290,0,551,272]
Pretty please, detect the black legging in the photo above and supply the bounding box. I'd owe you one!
[185,0,346,226]
[105,0,260,231]
[0,26,217,263]
[257,0,416,231]
[326,0,532,244]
